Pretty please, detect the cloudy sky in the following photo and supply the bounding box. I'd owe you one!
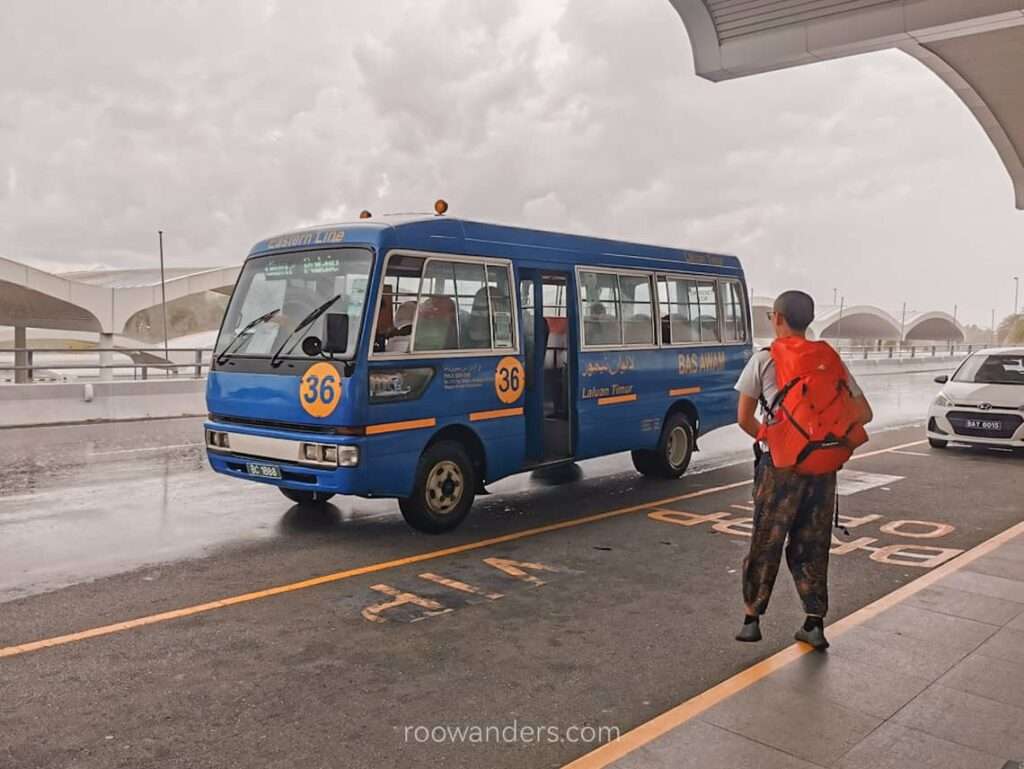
[1,0,1021,326]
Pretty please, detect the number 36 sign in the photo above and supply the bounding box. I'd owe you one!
[494,356,525,404]
[300,362,343,418]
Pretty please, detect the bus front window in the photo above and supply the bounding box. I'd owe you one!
[216,247,372,362]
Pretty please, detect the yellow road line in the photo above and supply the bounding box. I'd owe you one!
[597,394,638,406]
[563,491,1023,768]
[0,438,925,660]
[469,407,524,422]
[668,386,702,397]
[365,417,437,435]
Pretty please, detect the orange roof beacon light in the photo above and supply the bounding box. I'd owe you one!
[359,210,372,219]
[434,199,448,216]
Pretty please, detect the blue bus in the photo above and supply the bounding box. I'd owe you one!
[205,211,752,532]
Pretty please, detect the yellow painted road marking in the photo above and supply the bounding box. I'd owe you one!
[361,584,453,623]
[561,517,1024,769]
[418,572,503,600]
[483,557,560,587]
[0,439,926,660]
[365,417,437,435]
[469,407,524,422]
[668,386,702,397]
[597,394,637,406]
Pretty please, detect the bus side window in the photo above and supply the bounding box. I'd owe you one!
[580,271,622,346]
[375,255,424,353]
[719,280,747,342]
[619,274,654,345]
[376,255,516,355]
[658,275,720,345]
[695,282,720,343]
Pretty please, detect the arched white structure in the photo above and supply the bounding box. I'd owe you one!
[812,305,902,340]
[903,311,965,342]
[668,1,1024,210]
[0,256,238,336]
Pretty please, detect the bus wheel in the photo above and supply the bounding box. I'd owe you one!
[280,488,335,505]
[399,441,476,534]
[632,413,695,479]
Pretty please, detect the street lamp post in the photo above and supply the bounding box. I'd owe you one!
[158,230,169,363]
[837,296,844,347]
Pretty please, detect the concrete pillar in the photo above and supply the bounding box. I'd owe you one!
[98,332,114,381]
[13,326,28,384]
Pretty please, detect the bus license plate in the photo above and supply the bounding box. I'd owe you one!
[965,418,1001,431]
[246,462,282,479]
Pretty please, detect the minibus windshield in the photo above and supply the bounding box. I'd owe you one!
[216,247,372,361]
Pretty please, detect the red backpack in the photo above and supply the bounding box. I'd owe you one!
[757,337,868,475]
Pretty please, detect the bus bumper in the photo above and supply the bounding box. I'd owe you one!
[203,420,419,498]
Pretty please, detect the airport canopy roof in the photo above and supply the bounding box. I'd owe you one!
[670,1,1024,209]
[750,296,965,341]
[0,256,238,335]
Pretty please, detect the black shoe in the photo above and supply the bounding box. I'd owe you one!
[735,617,762,643]
[794,624,829,650]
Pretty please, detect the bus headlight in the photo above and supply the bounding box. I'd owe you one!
[336,446,359,467]
[206,430,231,449]
[300,442,358,467]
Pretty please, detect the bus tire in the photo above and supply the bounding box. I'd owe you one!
[632,413,695,479]
[280,488,335,505]
[399,441,476,534]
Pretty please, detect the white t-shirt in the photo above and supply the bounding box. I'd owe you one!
[735,348,863,420]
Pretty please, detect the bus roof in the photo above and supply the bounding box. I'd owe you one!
[248,215,743,274]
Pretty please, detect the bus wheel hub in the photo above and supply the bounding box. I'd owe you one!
[427,461,462,513]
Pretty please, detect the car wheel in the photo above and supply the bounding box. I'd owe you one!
[280,488,335,505]
[928,438,948,449]
[399,441,476,534]
[633,413,695,479]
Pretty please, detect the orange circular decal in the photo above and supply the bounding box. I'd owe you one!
[494,356,525,404]
[299,362,343,418]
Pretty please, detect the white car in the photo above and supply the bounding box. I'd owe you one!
[927,347,1024,450]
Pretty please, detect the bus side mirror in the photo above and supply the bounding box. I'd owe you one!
[934,374,949,384]
[323,313,349,355]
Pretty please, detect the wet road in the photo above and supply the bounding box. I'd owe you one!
[2,370,946,601]
[1,369,1022,769]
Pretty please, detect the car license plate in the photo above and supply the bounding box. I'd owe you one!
[965,418,1002,431]
[246,462,282,479]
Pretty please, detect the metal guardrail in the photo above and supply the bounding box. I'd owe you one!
[833,343,995,361]
[0,347,213,383]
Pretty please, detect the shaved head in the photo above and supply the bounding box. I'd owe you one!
[774,291,815,332]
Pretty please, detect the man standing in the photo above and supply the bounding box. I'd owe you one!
[733,291,873,649]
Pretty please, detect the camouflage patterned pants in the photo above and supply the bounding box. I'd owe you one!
[742,455,837,617]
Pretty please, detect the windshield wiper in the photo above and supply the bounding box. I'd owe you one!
[270,294,342,368]
[215,308,281,365]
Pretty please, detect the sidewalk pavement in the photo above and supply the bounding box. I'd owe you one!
[602,530,1024,769]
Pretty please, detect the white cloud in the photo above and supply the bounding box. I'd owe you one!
[0,0,1021,325]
